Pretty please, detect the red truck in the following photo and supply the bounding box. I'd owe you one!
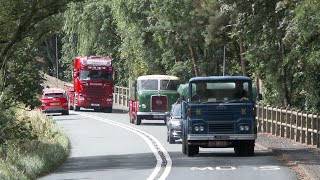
[67,56,116,113]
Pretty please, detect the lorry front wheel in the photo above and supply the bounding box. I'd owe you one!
[187,142,199,157]
[104,107,112,113]
[74,102,80,111]
[234,141,254,156]
[135,116,141,125]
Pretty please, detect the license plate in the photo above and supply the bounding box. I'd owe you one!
[91,103,100,106]
[154,115,164,119]
[50,102,60,106]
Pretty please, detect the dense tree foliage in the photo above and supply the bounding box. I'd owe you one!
[1,0,319,112]
[59,0,320,112]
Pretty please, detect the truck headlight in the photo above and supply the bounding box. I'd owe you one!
[194,125,204,132]
[239,125,250,131]
[141,104,146,108]
[79,96,85,101]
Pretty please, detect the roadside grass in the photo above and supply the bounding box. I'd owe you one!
[0,109,70,179]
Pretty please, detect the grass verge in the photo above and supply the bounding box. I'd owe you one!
[0,109,70,179]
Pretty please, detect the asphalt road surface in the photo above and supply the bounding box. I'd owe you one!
[39,107,299,180]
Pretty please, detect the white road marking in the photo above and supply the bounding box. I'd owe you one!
[216,166,236,170]
[78,112,172,180]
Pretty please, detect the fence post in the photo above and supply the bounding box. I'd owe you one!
[318,114,320,148]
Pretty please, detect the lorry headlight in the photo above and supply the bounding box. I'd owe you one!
[239,125,250,131]
[199,126,204,131]
[245,125,250,131]
[141,104,146,108]
[79,96,85,101]
[194,126,200,132]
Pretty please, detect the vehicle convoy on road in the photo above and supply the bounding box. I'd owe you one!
[40,88,69,115]
[68,56,116,113]
[129,75,180,125]
[180,76,261,157]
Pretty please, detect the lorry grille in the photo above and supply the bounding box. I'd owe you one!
[208,123,235,134]
[82,86,106,96]
[151,95,168,112]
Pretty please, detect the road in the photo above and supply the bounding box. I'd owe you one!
[39,107,299,180]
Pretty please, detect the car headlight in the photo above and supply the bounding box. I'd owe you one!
[171,121,181,127]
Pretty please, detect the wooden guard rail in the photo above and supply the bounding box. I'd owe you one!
[113,86,129,107]
[113,86,320,148]
[256,104,320,147]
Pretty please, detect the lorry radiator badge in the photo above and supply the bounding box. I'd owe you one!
[196,108,202,115]
[241,108,247,115]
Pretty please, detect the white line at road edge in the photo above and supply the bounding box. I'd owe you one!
[79,113,172,180]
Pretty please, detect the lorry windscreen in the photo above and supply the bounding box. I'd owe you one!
[160,80,179,90]
[80,70,112,80]
[190,81,251,103]
[138,79,158,90]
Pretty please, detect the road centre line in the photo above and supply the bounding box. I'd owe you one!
[78,112,172,180]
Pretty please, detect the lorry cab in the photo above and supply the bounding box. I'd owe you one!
[129,75,180,125]
[181,76,258,157]
[72,56,114,113]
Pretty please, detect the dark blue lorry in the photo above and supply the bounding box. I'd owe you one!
[180,76,259,157]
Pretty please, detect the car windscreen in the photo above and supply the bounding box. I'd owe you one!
[80,70,112,80]
[172,104,182,116]
[44,93,64,98]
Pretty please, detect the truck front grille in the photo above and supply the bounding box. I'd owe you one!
[151,95,168,112]
[208,123,235,134]
[82,87,106,96]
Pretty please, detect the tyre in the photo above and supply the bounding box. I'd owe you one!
[135,116,141,125]
[104,107,112,113]
[182,138,187,154]
[73,98,80,111]
[234,141,255,157]
[62,110,69,115]
[187,143,199,157]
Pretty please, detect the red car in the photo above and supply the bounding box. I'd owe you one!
[40,88,69,115]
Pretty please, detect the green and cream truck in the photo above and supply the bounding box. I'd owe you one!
[129,75,180,125]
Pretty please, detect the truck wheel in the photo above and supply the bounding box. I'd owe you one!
[187,142,199,157]
[62,110,69,115]
[235,141,254,156]
[135,116,141,125]
[104,107,112,113]
[246,141,255,156]
[182,138,187,154]
[74,103,80,111]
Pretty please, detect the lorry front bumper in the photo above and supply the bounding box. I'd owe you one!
[187,134,257,141]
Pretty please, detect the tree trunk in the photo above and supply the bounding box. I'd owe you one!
[239,38,247,76]
[189,42,199,77]
[280,41,290,106]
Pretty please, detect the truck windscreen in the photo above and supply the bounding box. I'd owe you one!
[80,70,112,81]
[191,81,251,103]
